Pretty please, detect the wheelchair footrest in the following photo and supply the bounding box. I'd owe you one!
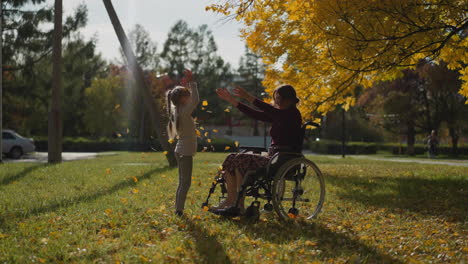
[208,206,241,217]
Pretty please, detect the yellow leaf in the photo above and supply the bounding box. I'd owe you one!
[235,141,240,147]
[131,188,139,194]
[114,104,121,110]
[139,255,150,262]
[176,247,183,252]
[163,151,168,155]
[202,100,208,106]
[207,139,212,143]
[105,208,113,215]
[106,168,111,174]
[305,240,317,246]
[204,132,209,137]
[38,258,46,263]
[288,213,297,219]
[224,108,230,112]
[203,206,209,211]
[225,146,231,150]
[200,126,205,130]
[132,176,138,183]
[168,139,175,144]
[213,129,219,133]
[196,129,201,137]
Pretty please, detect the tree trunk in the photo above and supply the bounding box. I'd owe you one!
[48,0,63,163]
[406,120,415,156]
[0,2,3,163]
[103,0,177,167]
[449,126,459,156]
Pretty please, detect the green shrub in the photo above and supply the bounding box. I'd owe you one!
[307,139,377,154]
[33,137,237,153]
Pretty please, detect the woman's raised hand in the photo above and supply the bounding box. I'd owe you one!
[233,86,255,102]
[216,88,232,101]
[216,88,239,106]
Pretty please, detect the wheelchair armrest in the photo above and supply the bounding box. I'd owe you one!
[239,146,267,154]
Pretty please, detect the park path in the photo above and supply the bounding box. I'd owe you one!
[326,154,468,167]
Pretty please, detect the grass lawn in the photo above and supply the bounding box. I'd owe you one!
[0,152,466,263]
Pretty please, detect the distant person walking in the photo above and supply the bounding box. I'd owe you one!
[426,130,438,159]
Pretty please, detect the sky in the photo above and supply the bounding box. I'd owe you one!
[46,0,245,68]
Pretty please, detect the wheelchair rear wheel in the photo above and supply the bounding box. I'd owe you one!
[272,158,325,221]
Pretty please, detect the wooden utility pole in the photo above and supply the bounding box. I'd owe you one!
[102,0,177,167]
[48,0,63,163]
[0,1,3,163]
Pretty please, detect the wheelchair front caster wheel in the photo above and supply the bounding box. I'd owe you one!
[263,203,273,212]
[288,208,299,217]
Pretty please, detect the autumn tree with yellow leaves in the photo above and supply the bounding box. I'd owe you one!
[207,0,468,118]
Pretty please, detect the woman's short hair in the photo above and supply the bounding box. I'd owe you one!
[274,85,300,104]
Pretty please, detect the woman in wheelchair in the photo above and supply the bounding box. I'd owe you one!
[212,85,302,214]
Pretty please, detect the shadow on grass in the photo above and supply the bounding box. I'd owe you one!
[327,174,467,222]
[0,164,49,186]
[183,216,232,264]
[227,218,402,263]
[0,166,172,228]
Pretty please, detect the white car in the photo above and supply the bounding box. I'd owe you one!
[2,130,36,159]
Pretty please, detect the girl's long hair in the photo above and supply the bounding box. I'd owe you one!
[166,86,191,140]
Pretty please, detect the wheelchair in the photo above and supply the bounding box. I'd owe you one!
[201,121,325,222]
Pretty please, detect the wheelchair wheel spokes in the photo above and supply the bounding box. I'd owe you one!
[272,158,325,221]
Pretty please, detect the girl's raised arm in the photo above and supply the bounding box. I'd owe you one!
[187,81,199,112]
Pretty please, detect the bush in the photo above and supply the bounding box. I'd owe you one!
[33,137,237,153]
[381,143,468,156]
[197,137,238,152]
[307,139,377,154]
[34,137,159,152]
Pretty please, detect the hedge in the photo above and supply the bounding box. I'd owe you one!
[33,137,238,153]
[380,143,468,156]
[307,140,378,154]
[306,140,468,156]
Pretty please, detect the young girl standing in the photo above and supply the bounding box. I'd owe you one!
[166,69,199,216]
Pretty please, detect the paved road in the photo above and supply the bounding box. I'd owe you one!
[3,152,103,163]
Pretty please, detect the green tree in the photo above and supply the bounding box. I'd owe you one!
[161,20,233,124]
[418,61,468,155]
[2,3,104,137]
[83,72,126,136]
